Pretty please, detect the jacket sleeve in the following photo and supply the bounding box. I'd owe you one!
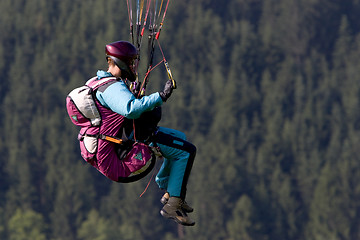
[95,81,163,119]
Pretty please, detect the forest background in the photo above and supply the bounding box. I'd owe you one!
[1,0,360,239]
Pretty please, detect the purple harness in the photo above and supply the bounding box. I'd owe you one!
[66,77,155,182]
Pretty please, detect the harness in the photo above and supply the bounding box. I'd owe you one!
[66,76,159,183]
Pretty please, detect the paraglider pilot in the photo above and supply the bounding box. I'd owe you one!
[92,41,196,226]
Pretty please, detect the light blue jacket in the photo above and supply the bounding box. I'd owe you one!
[95,70,163,119]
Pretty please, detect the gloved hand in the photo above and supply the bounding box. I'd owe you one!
[159,79,176,102]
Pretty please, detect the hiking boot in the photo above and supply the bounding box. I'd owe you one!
[161,192,194,213]
[160,197,195,226]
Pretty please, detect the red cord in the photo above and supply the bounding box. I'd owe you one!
[139,169,156,197]
[157,39,167,61]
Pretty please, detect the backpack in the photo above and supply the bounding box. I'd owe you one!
[66,77,157,183]
[66,76,115,127]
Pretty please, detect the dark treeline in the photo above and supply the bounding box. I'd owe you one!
[1,0,360,239]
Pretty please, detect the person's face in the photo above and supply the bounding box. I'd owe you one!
[108,60,122,78]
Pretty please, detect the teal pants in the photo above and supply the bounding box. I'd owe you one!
[154,127,196,199]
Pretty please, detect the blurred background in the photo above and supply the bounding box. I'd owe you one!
[1,0,360,239]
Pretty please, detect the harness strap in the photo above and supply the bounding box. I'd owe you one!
[86,76,117,89]
[100,135,123,144]
[83,133,123,144]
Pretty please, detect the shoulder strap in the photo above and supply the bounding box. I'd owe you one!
[86,76,117,90]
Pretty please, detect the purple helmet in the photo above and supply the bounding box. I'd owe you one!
[105,41,138,81]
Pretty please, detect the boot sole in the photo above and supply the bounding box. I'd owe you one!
[160,209,195,226]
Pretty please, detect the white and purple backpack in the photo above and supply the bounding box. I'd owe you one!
[66,76,115,127]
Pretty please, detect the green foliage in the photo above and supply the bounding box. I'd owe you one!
[8,208,47,240]
[77,209,113,240]
[226,195,255,240]
[1,0,360,239]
